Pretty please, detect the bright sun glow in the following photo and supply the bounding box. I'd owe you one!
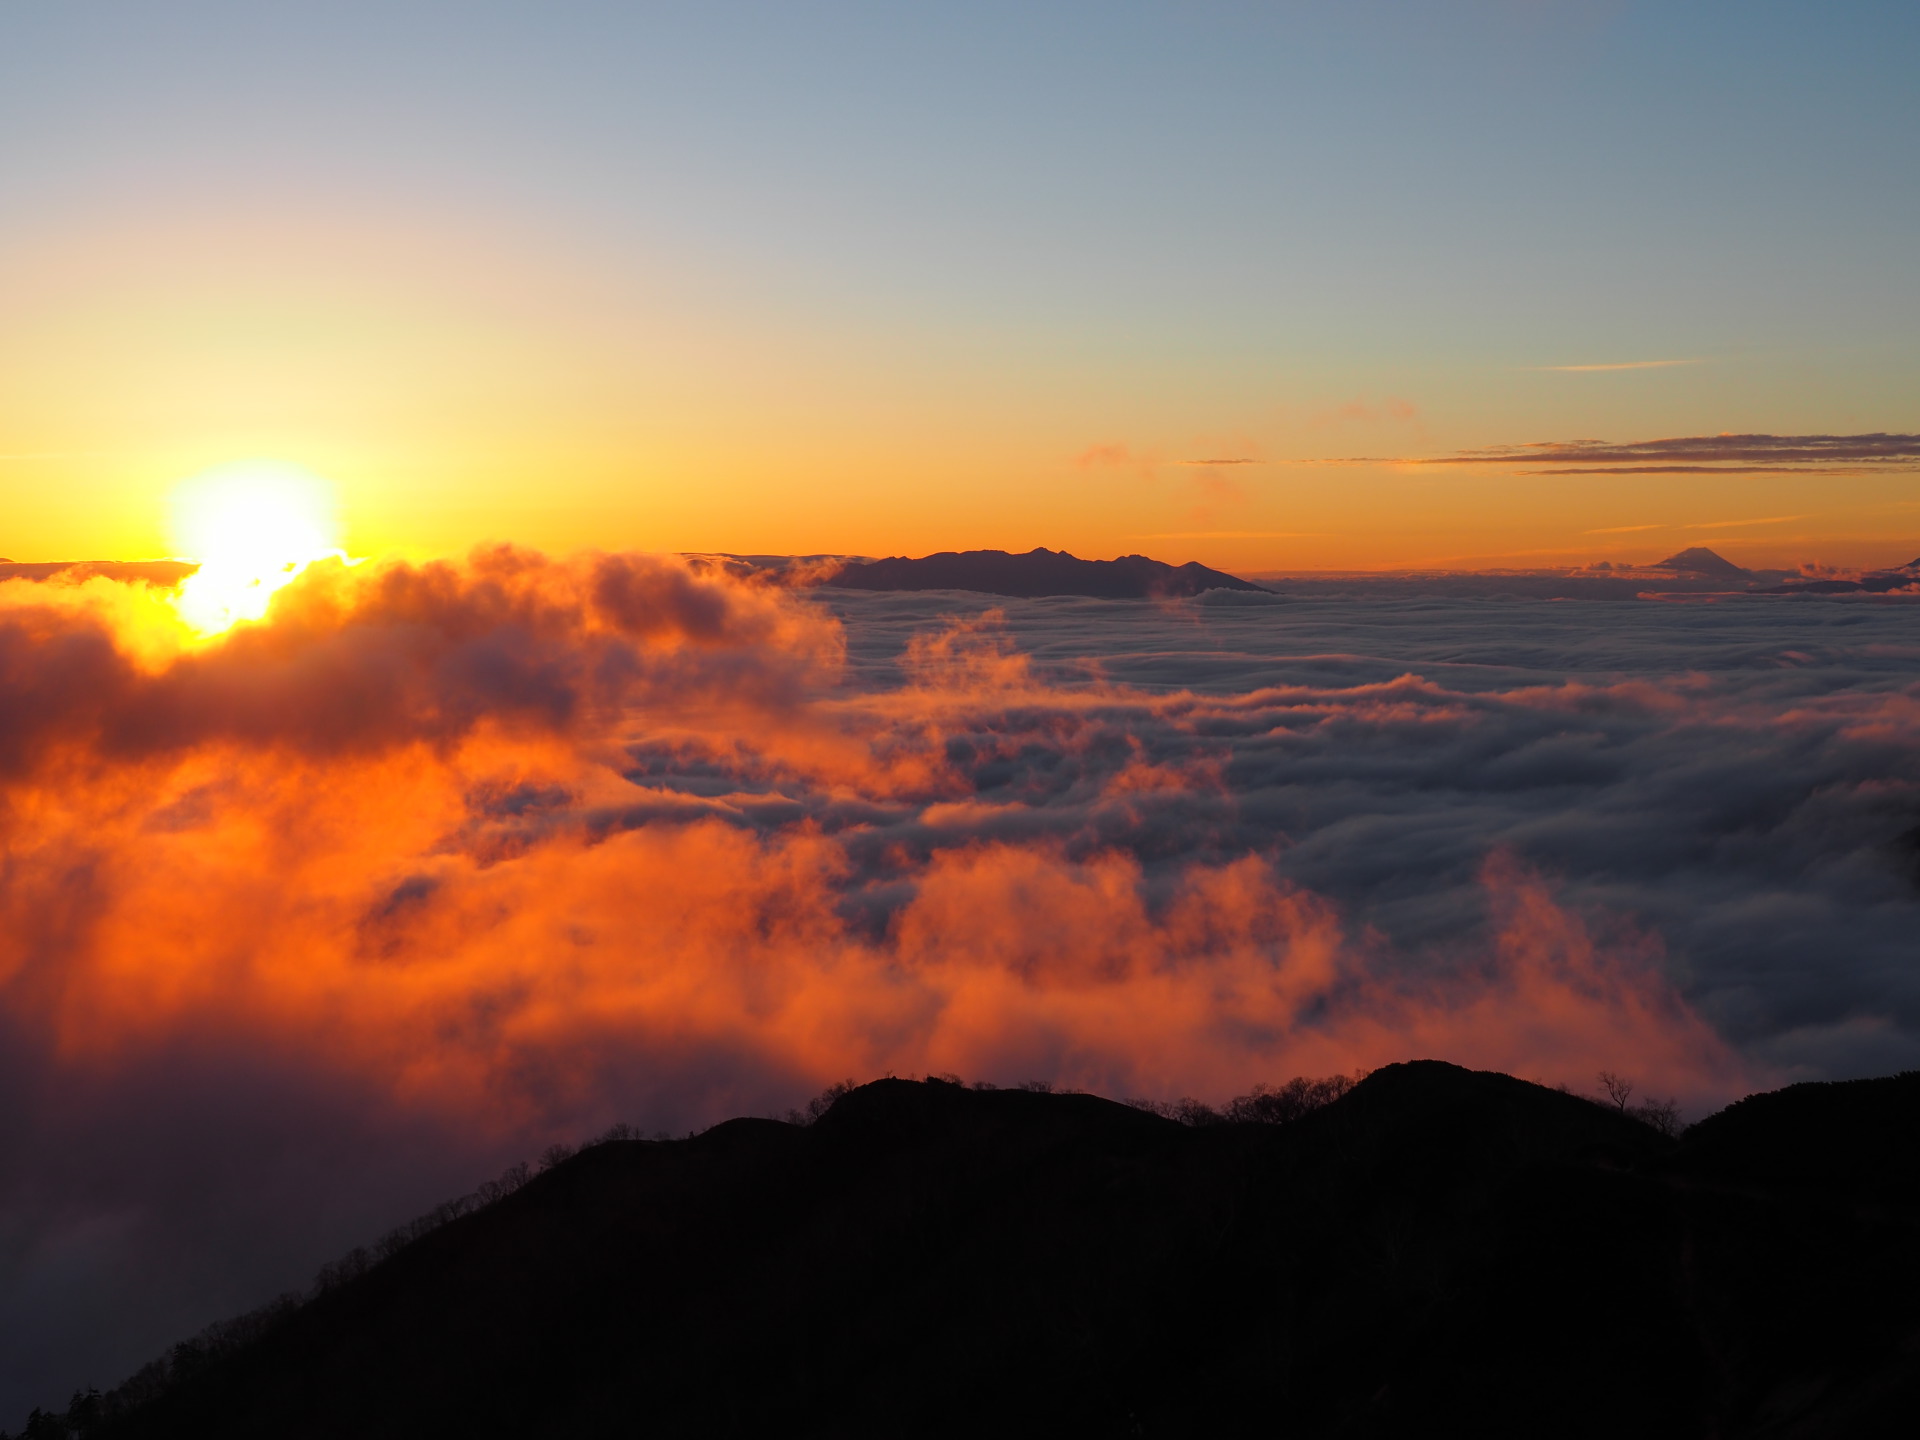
[170,462,344,634]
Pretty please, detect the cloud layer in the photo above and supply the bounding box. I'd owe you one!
[4,556,1918,1416]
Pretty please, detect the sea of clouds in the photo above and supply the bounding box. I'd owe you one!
[2,552,1917,1416]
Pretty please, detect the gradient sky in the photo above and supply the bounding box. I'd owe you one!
[1,0,1916,570]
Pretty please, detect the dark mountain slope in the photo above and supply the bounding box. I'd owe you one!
[822,547,1267,597]
[70,1063,1920,1439]
[1672,1071,1920,1205]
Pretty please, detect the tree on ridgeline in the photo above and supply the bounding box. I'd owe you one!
[1598,1070,1683,1136]
[1125,1073,1361,1126]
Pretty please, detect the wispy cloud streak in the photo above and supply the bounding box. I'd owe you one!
[1441,433,1920,471]
[1534,359,1703,372]
[1323,433,1920,474]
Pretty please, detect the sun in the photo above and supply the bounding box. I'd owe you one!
[169,461,344,634]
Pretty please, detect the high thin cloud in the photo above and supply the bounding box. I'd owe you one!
[1535,359,1702,372]
[1320,432,1920,474]
[1410,432,1920,474]
[3,555,1918,1414]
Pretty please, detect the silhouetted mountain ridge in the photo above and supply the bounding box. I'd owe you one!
[822,547,1268,597]
[0,560,197,586]
[22,1063,1920,1439]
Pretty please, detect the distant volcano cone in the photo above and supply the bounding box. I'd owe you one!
[1652,546,1751,579]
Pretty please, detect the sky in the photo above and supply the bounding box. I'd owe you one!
[3,1,1920,1423]
[1,0,1917,571]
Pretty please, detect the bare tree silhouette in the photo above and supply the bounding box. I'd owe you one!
[1597,1071,1683,1136]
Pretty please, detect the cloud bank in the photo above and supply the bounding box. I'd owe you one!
[3,555,1918,1415]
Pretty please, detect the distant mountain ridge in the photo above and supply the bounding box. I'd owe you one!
[0,560,197,586]
[821,547,1267,598]
[44,1062,1920,1440]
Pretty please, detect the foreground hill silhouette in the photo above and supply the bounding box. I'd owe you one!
[34,1062,1920,1439]
[822,546,1268,597]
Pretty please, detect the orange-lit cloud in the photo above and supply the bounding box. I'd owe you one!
[0,554,1781,1126]
[1076,442,1133,469]
[9,552,1920,1406]
[1309,396,1420,427]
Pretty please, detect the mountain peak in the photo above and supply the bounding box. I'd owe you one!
[1651,546,1751,579]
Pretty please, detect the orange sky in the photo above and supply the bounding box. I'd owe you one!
[2,208,1911,576]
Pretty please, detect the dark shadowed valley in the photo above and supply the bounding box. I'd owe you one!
[19,1062,1920,1439]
